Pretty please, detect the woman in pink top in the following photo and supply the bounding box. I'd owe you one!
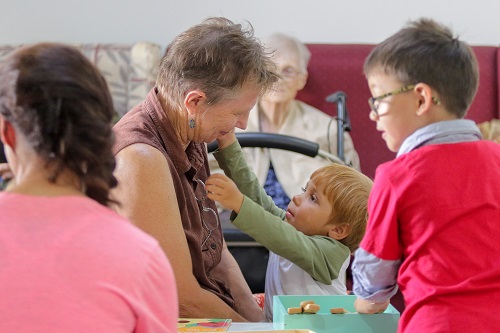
[0,43,178,333]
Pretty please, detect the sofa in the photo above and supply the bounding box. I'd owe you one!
[0,42,161,119]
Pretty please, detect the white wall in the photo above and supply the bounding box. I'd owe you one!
[3,0,500,49]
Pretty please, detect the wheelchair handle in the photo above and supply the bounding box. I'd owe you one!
[207,132,346,165]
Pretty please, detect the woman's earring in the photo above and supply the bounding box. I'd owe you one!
[189,119,196,129]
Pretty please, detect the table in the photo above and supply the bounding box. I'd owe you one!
[228,322,275,332]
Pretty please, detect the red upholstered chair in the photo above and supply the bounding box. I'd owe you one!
[469,46,500,122]
[498,48,500,119]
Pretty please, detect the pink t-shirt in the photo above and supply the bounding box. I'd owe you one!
[0,193,178,333]
[361,141,500,333]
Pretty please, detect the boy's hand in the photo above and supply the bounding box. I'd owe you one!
[217,130,237,150]
[354,298,390,314]
[206,173,244,213]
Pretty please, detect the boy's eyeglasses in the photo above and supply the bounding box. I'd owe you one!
[194,178,220,249]
[368,84,441,117]
[368,85,416,115]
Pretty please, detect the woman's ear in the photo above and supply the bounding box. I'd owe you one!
[328,223,351,240]
[183,90,207,116]
[0,116,16,150]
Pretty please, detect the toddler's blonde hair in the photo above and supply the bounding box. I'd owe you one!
[310,164,373,252]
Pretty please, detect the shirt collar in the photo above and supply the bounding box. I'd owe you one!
[147,89,206,176]
[397,119,482,157]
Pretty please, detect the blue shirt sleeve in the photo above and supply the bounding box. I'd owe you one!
[352,247,401,302]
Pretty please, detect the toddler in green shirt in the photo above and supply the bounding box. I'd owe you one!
[207,132,373,321]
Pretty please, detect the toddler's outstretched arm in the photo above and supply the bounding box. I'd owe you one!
[206,173,244,213]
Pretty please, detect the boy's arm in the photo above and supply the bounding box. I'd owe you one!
[351,171,401,312]
[233,197,350,284]
[213,133,350,284]
[213,137,281,215]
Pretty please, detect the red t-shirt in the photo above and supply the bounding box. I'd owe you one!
[361,141,500,332]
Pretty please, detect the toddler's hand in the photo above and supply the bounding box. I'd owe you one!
[206,173,244,213]
[217,130,237,150]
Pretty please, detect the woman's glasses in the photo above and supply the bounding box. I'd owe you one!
[279,66,304,80]
[194,178,220,249]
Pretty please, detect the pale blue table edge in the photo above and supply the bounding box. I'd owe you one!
[228,322,275,331]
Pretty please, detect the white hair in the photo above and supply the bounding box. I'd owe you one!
[264,33,311,72]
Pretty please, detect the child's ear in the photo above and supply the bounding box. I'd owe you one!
[328,223,351,240]
[414,83,435,116]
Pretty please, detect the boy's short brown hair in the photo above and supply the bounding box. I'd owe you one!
[363,18,479,118]
[310,164,373,252]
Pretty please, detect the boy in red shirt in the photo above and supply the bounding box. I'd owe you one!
[352,18,500,333]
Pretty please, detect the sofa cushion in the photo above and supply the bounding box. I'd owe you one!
[0,42,161,118]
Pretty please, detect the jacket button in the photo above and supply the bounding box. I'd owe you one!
[210,243,217,250]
